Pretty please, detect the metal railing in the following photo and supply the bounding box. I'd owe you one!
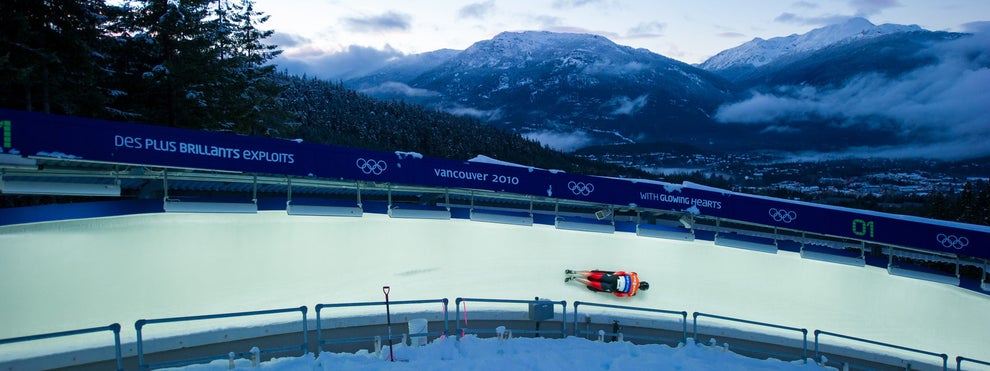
[134,306,308,370]
[0,323,122,371]
[957,356,990,371]
[2,299,974,371]
[455,298,567,338]
[314,298,448,351]
[693,312,808,363]
[572,301,687,345]
[815,330,948,371]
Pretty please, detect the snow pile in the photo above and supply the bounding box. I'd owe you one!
[167,336,828,371]
[467,155,534,169]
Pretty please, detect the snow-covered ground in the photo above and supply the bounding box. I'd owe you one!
[164,335,827,371]
[1,211,989,369]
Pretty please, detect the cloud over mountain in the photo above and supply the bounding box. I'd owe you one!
[275,44,404,81]
[715,31,990,160]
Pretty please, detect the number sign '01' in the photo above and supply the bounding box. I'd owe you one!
[852,219,875,238]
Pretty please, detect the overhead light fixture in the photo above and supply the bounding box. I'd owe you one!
[285,178,363,217]
[799,245,865,267]
[160,170,257,213]
[885,248,960,286]
[0,154,37,169]
[470,209,533,226]
[0,179,120,197]
[556,218,615,234]
[388,205,451,220]
[286,202,362,217]
[636,224,695,241]
[163,199,257,213]
[385,184,451,220]
[594,207,613,220]
[714,234,777,254]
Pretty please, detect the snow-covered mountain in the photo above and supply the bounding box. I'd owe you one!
[699,17,920,74]
[723,30,963,89]
[338,23,981,158]
[347,31,740,151]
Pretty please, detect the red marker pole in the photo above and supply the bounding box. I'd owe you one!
[383,286,394,362]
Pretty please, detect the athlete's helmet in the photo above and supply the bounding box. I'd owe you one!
[639,281,650,291]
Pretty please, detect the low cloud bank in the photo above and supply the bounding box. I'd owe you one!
[715,32,990,160]
[359,82,440,98]
[273,39,404,80]
[522,130,594,152]
[606,95,649,116]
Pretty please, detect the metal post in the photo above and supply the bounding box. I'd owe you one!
[383,286,394,362]
[135,320,146,370]
[356,181,362,208]
[162,170,169,207]
[111,323,123,371]
[888,246,894,268]
[529,196,534,218]
[286,177,292,208]
[715,218,721,238]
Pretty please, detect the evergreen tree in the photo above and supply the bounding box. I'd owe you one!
[0,0,111,116]
[123,0,221,128]
[101,1,145,120]
[925,188,952,221]
[97,0,282,131]
[975,181,990,226]
[214,0,284,136]
[955,181,978,224]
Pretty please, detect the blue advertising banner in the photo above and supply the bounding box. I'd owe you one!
[722,191,989,258]
[1,109,988,260]
[3,108,315,177]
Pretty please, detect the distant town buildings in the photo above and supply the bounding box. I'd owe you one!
[579,150,988,202]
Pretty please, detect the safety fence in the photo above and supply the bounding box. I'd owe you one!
[314,298,449,352]
[958,356,990,370]
[0,323,123,371]
[134,306,308,370]
[693,312,809,363]
[1,298,985,371]
[814,330,948,371]
[455,297,568,338]
[572,301,687,346]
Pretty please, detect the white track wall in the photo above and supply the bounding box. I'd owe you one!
[1,211,989,364]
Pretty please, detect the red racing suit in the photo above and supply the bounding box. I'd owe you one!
[584,270,641,297]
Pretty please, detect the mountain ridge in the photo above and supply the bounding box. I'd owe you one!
[698,17,922,73]
[339,23,985,160]
[347,31,740,151]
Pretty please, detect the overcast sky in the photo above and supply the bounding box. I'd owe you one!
[253,0,990,74]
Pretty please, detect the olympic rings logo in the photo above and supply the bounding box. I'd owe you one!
[568,181,595,196]
[768,208,797,223]
[356,158,387,175]
[936,234,969,250]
